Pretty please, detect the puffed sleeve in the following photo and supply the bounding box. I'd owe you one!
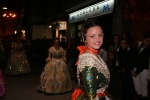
[11,42,18,52]
[45,47,52,62]
[78,56,98,100]
[80,66,97,100]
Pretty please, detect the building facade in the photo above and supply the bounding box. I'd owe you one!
[1,0,150,43]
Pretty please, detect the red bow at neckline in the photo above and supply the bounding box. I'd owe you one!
[77,45,98,56]
[76,45,98,65]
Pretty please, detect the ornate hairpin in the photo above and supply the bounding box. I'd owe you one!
[80,30,85,43]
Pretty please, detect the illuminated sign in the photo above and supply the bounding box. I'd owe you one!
[69,0,114,23]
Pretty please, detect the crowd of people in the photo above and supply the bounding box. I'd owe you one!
[0,18,150,100]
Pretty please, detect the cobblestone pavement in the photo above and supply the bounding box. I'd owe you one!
[0,62,78,100]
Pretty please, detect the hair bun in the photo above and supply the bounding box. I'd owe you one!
[80,18,101,43]
[80,31,85,43]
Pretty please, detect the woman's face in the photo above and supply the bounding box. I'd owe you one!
[122,34,126,39]
[85,26,103,50]
[109,53,114,59]
[114,36,119,44]
[143,38,150,47]
[54,40,59,47]
[120,40,128,49]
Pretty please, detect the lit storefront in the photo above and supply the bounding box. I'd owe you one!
[67,0,114,39]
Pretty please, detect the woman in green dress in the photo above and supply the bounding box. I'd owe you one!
[71,18,111,100]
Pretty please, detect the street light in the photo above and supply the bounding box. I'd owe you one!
[3,7,7,9]
[2,13,16,18]
[49,25,52,28]
[3,14,6,17]
[14,31,17,34]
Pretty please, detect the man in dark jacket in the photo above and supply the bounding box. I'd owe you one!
[116,38,135,100]
[131,31,150,100]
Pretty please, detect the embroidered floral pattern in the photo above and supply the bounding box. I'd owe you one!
[77,53,110,93]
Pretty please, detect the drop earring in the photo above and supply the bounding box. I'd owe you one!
[84,41,87,45]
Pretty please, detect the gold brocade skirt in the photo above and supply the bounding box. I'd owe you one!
[37,58,72,93]
[6,51,31,75]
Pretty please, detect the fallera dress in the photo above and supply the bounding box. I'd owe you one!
[0,69,6,98]
[37,46,72,93]
[0,42,5,63]
[71,46,111,100]
[6,42,31,75]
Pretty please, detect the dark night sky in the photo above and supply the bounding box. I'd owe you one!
[1,0,29,12]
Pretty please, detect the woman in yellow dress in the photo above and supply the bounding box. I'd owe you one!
[6,38,31,75]
[71,18,111,100]
[37,38,72,94]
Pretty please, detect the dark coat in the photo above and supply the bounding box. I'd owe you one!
[116,47,133,73]
[132,45,150,75]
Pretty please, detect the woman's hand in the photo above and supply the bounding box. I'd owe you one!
[131,71,137,77]
[45,57,51,63]
[62,58,67,63]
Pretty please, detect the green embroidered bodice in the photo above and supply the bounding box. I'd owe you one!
[77,53,110,100]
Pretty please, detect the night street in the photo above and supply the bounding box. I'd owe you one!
[0,0,150,100]
[0,62,78,100]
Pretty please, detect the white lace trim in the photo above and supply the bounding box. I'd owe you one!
[77,53,110,93]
